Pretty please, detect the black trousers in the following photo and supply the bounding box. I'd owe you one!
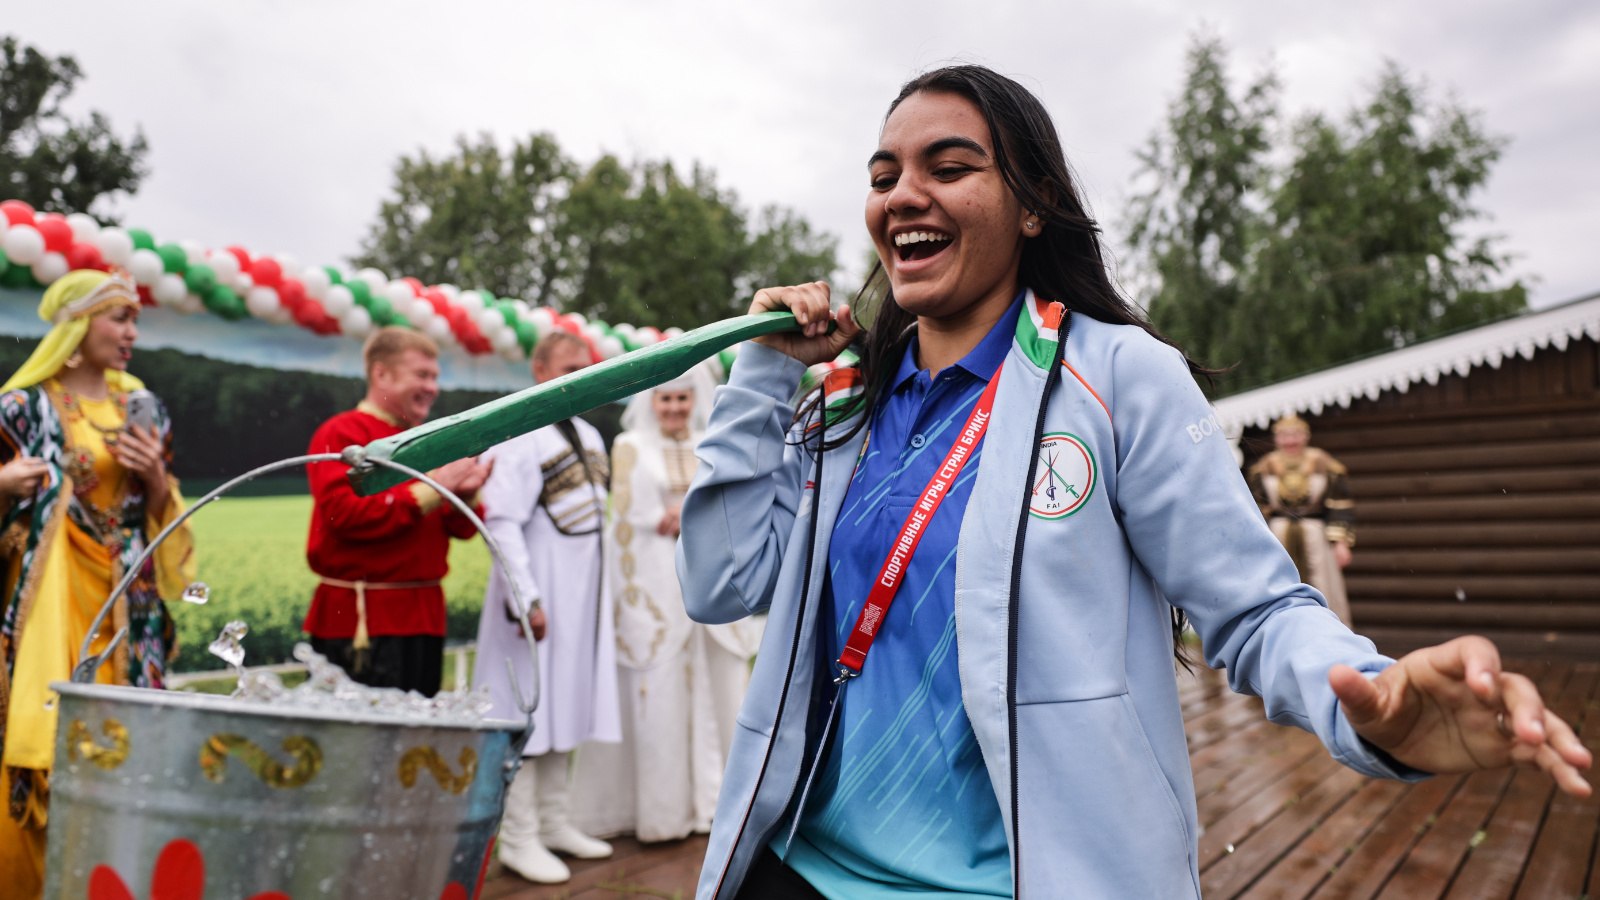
[309,634,444,697]
[733,848,826,900]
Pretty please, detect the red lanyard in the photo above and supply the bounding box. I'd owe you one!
[836,364,1004,677]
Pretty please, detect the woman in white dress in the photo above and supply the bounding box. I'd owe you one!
[573,365,765,843]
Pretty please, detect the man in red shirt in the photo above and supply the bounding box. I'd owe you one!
[303,327,495,696]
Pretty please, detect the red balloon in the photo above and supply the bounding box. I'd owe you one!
[249,258,283,289]
[314,310,342,335]
[226,245,252,272]
[65,242,107,272]
[36,217,73,253]
[444,305,469,330]
[0,200,34,227]
[136,285,155,307]
[401,276,424,291]
[292,296,323,328]
[276,278,307,312]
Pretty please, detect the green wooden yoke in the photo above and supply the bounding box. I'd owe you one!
[345,310,808,495]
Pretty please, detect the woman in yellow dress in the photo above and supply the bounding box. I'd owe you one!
[0,270,195,897]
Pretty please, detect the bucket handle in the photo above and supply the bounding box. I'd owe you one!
[71,451,542,730]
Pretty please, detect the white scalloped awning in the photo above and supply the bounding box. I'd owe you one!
[1213,291,1600,438]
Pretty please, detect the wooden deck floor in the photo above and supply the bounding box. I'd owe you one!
[484,660,1600,900]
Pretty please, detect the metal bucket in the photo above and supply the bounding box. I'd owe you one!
[44,682,520,899]
[38,451,544,899]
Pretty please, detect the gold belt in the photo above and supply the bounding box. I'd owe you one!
[318,577,443,654]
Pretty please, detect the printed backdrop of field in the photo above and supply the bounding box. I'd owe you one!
[170,495,489,673]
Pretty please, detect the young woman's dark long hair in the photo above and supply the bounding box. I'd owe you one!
[797,64,1209,663]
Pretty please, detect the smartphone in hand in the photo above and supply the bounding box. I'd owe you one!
[125,390,157,433]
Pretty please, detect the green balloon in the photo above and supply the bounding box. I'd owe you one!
[348,279,372,307]
[323,266,343,285]
[156,244,188,275]
[0,246,10,278]
[184,264,217,295]
[367,296,394,323]
[497,302,519,328]
[128,229,156,251]
[513,320,537,353]
[202,283,234,314]
[0,263,34,287]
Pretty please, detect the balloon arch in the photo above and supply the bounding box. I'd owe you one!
[0,198,679,367]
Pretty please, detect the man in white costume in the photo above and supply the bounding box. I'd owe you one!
[572,365,765,842]
[474,331,621,884]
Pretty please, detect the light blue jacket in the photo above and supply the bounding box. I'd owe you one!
[677,295,1420,899]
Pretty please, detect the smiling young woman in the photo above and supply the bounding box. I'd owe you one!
[678,66,1590,900]
[0,271,195,895]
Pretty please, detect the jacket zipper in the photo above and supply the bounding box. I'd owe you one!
[1007,316,1068,896]
[712,423,828,899]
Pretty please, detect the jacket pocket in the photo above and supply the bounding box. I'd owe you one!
[1013,693,1198,899]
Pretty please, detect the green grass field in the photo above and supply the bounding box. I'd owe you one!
[169,495,489,673]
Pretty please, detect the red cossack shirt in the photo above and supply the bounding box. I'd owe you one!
[302,406,480,639]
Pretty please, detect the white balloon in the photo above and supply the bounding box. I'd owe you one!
[598,335,625,359]
[128,248,165,286]
[435,283,461,300]
[424,314,453,342]
[565,311,588,327]
[95,228,134,266]
[153,273,188,306]
[510,299,530,315]
[491,326,520,351]
[274,253,299,275]
[267,306,294,325]
[175,292,206,315]
[499,344,525,362]
[235,272,255,292]
[339,305,373,337]
[66,213,101,245]
[663,326,684,339]
[299,266,331,301]
[613,322,637,339]
[179,239,207,267]
[205,249,241,283]
[476,307,505,334]
[354,268,389,293]
[530,307,555,333]
[3,225,45,265]
[245,286,282,319]
[321,284,354,317]
[456,290,485,312]
[581,322,605,342]
[384,281,416,306]
[408,296,435,322]
[30,251,68,284]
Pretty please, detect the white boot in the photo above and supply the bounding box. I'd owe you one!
[535,750,613,859]
[497,761,570,883]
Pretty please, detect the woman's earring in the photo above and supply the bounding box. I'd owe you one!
[64,351,82,369]
[1025,219,1038,231]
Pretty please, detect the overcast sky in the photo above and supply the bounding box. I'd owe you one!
[11,0,1597,311]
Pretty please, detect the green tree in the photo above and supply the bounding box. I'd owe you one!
[351,132,573,304]
[1242,65,1526,384]
[1127,34,1278,375]
[354,134,839,329]
[1127,36,1526,390]
[0,36,148,220]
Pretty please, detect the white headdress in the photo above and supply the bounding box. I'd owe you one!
[620,361,716,436]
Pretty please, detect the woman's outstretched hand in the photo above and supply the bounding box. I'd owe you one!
[115,424,173,516]
[1330,636,1592,797]
[748,282,861,367]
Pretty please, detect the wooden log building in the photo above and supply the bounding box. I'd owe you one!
[1214,293,1600,661]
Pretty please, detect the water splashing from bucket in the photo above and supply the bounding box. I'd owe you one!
[208,621,249,677]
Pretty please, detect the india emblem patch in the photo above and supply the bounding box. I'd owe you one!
[1030,432,1096,519]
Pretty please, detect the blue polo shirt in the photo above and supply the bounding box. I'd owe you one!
[775,296,1021,898]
